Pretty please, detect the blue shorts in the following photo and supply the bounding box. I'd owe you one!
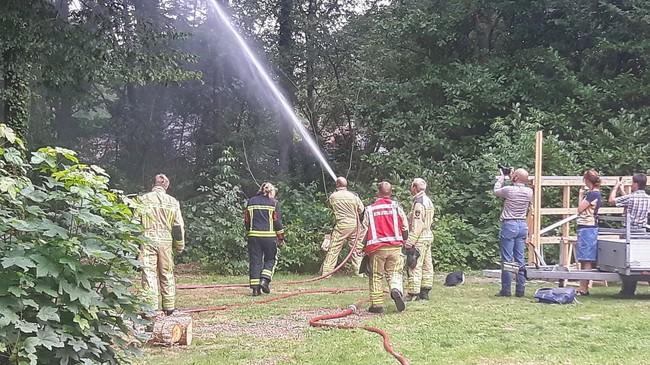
[576,227,598,262]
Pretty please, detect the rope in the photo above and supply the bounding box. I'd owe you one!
[242,140,260,188]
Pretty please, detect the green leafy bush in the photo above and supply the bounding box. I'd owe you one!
[183,151,335,275]
[182,149,247,274]
[276,183,333,273]
[0,124,146,365]
[431,214,498,272]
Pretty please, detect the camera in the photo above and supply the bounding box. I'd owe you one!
[498,164,512,176]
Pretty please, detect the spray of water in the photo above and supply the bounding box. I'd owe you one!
[208,0,337,181]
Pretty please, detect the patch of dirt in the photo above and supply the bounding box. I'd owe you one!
[195,308,374,341]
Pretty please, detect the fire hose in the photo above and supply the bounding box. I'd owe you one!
[179,287,363,314]
[178,288,410,365]
[176,243,357,290]
[309,302,410,365]
[178,216,363,290]
[176,216,411,363]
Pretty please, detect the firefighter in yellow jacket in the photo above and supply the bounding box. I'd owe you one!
[139,174,185,315]
[321,177,365,276]
[405,178,435,301]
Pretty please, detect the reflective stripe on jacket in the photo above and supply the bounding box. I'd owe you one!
[139,186,185,249]
[407,192,434,244]
[245,194,284,238]
[362,198,408,254]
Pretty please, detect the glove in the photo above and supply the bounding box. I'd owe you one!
[405,247,420,270]
[358,255,370,276]
[172,225,183,241]
[321,234,331,252]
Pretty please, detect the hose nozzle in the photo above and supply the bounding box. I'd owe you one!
[348,304,358,313]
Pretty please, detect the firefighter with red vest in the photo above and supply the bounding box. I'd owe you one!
[358,181,409,313]
[244,182,285,296]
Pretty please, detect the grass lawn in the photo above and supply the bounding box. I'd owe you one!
[142,272,650,365]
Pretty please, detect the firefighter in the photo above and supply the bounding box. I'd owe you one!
[138,174,185,316]
[405,178,435,301]
[321,177,366,276]
[358,181,409,313]
[244,182,285,296]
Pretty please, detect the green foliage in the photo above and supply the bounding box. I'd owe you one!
[0,124,146,365]
[183,151,332,274]
[431,215,497,272]
[182,148,247,274]
[276,184,332,273]
[9,0,650,275]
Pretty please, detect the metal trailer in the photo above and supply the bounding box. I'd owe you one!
[483,216,650,292]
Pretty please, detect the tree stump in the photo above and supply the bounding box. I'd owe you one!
[148,314,193,346]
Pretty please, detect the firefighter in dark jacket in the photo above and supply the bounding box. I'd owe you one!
[244,182,285,296]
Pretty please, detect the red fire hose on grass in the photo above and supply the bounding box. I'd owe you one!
[176,221,410,364]
[176,244,356,290]
[179,287,410,365]
[179,287,364,314]
[177,220,361,290]
[309,303,410,365]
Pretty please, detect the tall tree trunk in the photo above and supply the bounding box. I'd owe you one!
[302,0,320,180]
[53,0,75,146]
[2,49,29,138]
[277,0,295,178]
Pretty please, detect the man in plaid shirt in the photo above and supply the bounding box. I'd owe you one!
[608,173,650,297]
[608,174,650,229]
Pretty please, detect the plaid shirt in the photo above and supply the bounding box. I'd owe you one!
[615,190,650,228]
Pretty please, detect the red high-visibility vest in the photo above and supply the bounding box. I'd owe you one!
[364,198,405,254]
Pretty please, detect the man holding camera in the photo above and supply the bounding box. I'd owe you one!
[494,167,533,297]
[608,173,650,297]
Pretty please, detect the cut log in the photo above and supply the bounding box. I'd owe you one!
[174,315,193,346]
[148,315,193,346]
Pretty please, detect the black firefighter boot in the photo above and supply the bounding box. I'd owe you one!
[252,286,262,296]
[260,278,271,294]
[418,287,431,301]
[390,289,406,312]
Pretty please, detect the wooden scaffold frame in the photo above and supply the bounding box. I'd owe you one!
[527,130,633,269]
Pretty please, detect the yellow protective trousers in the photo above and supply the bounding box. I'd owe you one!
[321,225,365,275]
[368,246,404,307]
[140,241,176,311]
[406,238,434,295]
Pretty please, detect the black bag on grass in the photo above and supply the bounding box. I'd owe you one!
[534,287,576,304]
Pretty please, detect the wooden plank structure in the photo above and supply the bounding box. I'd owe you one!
[526,131,633,269]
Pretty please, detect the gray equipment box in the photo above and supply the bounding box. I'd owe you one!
[598,237,650,275]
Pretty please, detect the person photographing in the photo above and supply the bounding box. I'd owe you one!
[493,167,533,297]
[608,173,650,297]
